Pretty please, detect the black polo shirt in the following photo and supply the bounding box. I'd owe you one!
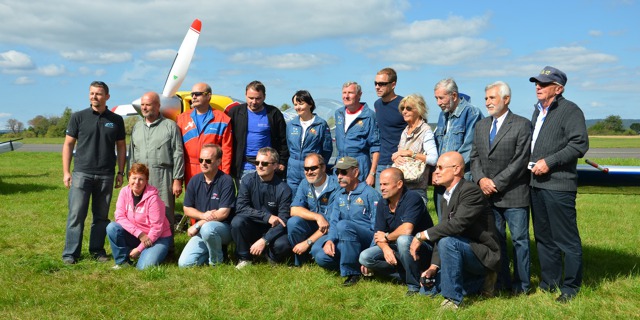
[66,107,125,175]
[375,188,434,235]
[184,171,236,223]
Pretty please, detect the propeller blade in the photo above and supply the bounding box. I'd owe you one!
[111,104,141,117]
[162,19,201,98]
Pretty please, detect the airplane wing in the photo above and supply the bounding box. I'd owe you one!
[162,19,201,98]
[111,104,140,117]
[0,139,23,154]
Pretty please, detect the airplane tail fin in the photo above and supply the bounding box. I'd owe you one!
[162,19,201,98]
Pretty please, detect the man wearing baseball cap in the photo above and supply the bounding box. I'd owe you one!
[311,156,380,286]
[528,66,589,303]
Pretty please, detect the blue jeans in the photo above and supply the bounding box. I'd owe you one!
[359,235,433,292]
[493,206,531,293]
[106,222,171,270]
[531,188,582,295]
[374,164,392,192]
[311,220,373,277]
[287,216,319,266]
[231,215,291,262]
[63,171,114,260]
[178,221,231,267]
[430,236,487,305]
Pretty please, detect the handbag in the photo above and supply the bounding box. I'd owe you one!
[392,134,426,183]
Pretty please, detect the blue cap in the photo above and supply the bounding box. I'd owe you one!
[529,66,567,86]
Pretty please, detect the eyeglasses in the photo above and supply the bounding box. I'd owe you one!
[191,91,209,97]
[199,158,214,164]
[304,165,320,172]
[374,81,391,87]
[336,168,351,176]
[436,164,457,171]
[535,82,559,88]
[400,106,413,112]
[257,161,274,167]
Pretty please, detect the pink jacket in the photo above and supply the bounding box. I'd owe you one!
[114,184,172,252]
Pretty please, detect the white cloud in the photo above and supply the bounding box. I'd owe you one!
[388,15,490,41]
[0,113,11,118]
[38,64,66,76]
[0,50,34,70]
[14,76,34,85]
[590,101,605,107]
[519,46,617,72]
[145,49,178,61]
[229,52,335,69]
[589,30,603,37]
[61,50,132,64]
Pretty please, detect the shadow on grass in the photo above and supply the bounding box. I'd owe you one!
[0,178,58,195]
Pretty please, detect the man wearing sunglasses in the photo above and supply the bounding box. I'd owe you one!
[231,147,292,269]
[177,82,233,187]
[311,157,380,286]
[409,151,499,309]
[178,144,235,267]
[288,153,340,266]
[228,80,288,181]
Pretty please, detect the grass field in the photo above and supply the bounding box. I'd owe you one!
[0,153,639,319]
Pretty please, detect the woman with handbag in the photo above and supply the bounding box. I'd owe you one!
[391,94,438,204]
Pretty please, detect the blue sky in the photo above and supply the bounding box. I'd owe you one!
[1,0,639,127]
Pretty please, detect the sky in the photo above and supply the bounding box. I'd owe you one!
[1,0,639,127]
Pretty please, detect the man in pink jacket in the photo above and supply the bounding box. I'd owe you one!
[106,163,173,270]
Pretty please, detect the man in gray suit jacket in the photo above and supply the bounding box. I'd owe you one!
[470,81,532,295]
[410,151,500,309]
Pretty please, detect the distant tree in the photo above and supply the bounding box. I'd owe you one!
[588,115,625,135]
[28,115,50,137]
[46,108,72,138]
[6,118,24,134]
[631,123,640,134]
[125,116,141,135]
[280,103,291,112]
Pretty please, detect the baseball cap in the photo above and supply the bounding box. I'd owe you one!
[334,156,358,170]
[529,66,567,86]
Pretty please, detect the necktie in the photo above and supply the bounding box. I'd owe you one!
[489,118,498,146]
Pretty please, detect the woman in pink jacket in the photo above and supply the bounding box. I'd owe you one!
[106,163,173,269]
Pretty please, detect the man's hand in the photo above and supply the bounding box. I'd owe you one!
[172,179,182,197]
[187,224,199,237]
[323,240,335,257]
[421,265,439,283]
[115,174,124,188]
[373,231,387,244]
[203,210,217,221]
[410,236,422,261]
[268,215,286,228]
[365,174,375,187]
[316,215,329,234]
[138,232,152,248]
[478,178,498,196]
[63,173,72,189]
[361,265,372,276]
[250,238,267,256]
[532,159,549,176]
[292,241,311,255]
[382,247,397,266]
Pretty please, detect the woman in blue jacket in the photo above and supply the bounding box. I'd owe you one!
[286,90,333,193]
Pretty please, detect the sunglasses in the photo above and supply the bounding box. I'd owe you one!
[400,106,413,112]
[374,81,391,87]
[257,161,274,167]
[336,168,351,176]
[436,164,457,170]
[191,91,209,97]
[199,158,214,164]
[303,165,321,172]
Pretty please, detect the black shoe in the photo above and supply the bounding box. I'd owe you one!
[556,293,575,303]
[405,290,420,297]
[343,275,361,286]
[94,255,110,263]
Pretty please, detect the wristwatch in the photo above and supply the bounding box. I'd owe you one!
[384,232,390,241]
[415,232,422,241]
[194,223,201,231]
[306,239,314,246]
[116,172,124,176]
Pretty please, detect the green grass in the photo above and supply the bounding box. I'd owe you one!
[589,136,640,148]
[1,153,639,319]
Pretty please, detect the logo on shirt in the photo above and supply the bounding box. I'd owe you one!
[211,193,220,200]
[184,121,195,131]
[292,127,300,135]
[267,201,276,208]
[355,197,364,205]
[309,128,317,135]
[356,120,364,127]
[320,196,328,204]
[306,191,314,199]
[338,199,346,207]
[104,122,114,128]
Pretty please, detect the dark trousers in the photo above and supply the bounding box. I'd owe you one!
[530,187,583,295]
[231,215,291,262]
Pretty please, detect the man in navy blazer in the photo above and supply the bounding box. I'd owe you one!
[470,81,532,295]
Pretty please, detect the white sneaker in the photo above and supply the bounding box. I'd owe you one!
[235,260,252,270]
[440,298,460,310]
[111,264,130,270]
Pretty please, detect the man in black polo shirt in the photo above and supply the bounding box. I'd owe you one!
[359,167,434,296]
[62,81,126,264]
[178,144,236,267]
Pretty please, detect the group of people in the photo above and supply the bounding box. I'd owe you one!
[61,65,588,309]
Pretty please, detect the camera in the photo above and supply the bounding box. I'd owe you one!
[420,276,435,288]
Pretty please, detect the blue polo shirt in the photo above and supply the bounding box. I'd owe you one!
[291,174,340,218]
[375,188,433,235]
[184,171,236,223]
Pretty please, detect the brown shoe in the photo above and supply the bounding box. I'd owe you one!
[481,271,497,297]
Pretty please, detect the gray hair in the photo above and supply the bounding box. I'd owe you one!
[434,78,458,95]
[485,81,511,100]
[342,81,362,95]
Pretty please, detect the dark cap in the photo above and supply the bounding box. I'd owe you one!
[529,66,567,86]
[334,156,358,170]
